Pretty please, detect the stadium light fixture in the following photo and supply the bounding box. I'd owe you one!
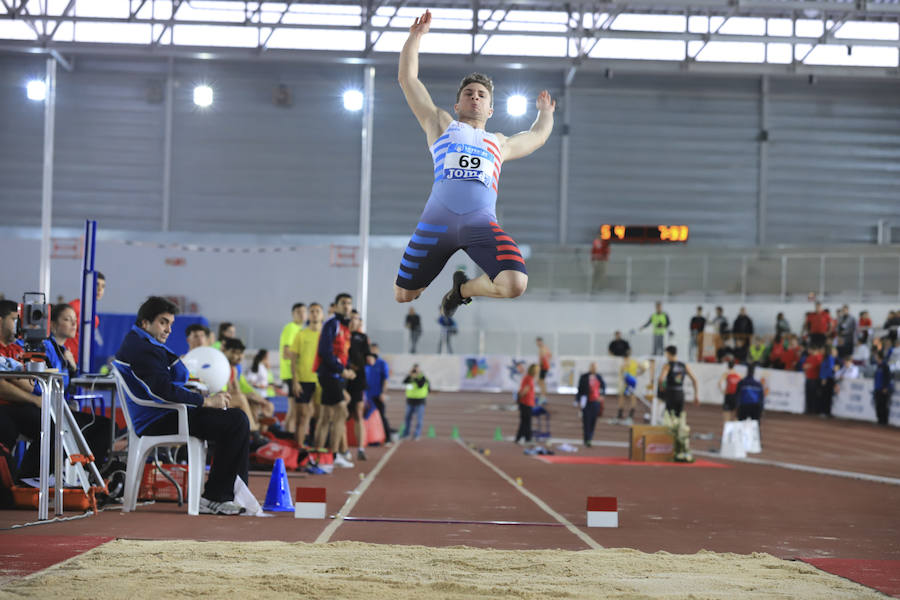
[26,80,46,101]
[506,95,527,117]
[193,85,214,107]
[343,89,364,111]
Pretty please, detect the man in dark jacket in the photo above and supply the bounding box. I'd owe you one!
[576,363,605,447]
[115,296,248,515]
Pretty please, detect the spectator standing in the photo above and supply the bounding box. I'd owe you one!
[836,355,860,386]
[437,314,456,354]
[732,307,754,348]
[315,293,356,468]
[804,302,829,348]
[735,363,767,422]
[365,343,392,443]
[689,306,706,361]
[65,272,106,363]
[858,310,873,344]
[718,359,741,423]
[405,307,422,354]
[402,364,429,440]
[577,362,605,447]
[607,331,630,357]
[640,301,671,356]
[819,346,838,418]
[851,340,871,366]
[515,364,537,444]
[290,303,324,448]
[536,337,552,401]
[782,336,802,371]
[802,346,824,414]
[347,313,373,460]
[873,352,893,426]
[590,232,610,293]
[775,312,791,338]
[712,306,729,337]
[836,306,856,359]
[279,303,307,433]
[748,336,768,365]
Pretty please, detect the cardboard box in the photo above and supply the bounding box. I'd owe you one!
[629,425,674,462]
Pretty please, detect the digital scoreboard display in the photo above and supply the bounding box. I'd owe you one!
[600,225,689,243]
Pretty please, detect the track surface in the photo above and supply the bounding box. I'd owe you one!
[2,392,899,594]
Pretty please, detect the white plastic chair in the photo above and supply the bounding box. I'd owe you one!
[111,362,207,516]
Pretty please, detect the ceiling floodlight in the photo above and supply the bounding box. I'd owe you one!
[506,95,527,117]
[343,89,364,111]
[193,85,213,107]
[26,80,46,101]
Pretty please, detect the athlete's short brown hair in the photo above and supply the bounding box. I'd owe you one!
[456,73,494,107]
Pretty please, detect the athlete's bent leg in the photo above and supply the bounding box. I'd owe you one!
[461,270,528,299]
[394,284,425,303]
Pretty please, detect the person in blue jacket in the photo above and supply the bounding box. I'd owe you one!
[873,351,893,426]
[818,345,837,417]
[115,296,248,515]
[735,363,767,422]
[365,343,393,443]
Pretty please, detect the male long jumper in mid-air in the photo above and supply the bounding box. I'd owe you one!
[393,9,556,318]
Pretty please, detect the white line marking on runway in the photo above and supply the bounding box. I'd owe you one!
[457,439,602,550]
[693,450,900,486]
[315,443,401,544]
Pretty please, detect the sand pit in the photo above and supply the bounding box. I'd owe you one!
[0,540,885,599]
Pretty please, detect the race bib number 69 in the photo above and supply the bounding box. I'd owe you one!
[443,143,494,187]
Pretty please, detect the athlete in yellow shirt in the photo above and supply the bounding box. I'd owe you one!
[290,303,323,446]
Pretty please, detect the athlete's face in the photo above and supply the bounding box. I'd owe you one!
[455,83,493,121]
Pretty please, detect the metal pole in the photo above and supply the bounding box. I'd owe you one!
[780,255,787,302]
[53,378,64,516]
[701,255,709,299]
[819,255,826,299]
[161,57,174,232]
[858,256,864,303]
[741,255,747,302]
[625,256,633,299]
[38,379,51,520]
[357,66,375,324]
[558,73,570,245]
[663,255,670,300]
[757,75,768,246]
[39,57,57,296]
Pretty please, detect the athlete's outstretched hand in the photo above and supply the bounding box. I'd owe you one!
[410,10,431,35]
[535,90,556,112]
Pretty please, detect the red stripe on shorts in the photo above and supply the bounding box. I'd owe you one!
[496,254,525,264]
[494,235,514,243]
[496,244,520,253]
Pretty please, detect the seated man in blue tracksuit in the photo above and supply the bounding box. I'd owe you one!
[115,296,249,515]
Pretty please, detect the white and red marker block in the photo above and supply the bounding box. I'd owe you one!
[295,487,326,519]
[586,497,618,528]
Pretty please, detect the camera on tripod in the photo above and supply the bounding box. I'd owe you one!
[19,292,50,372]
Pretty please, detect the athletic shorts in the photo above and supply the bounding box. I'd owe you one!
[723,393,737,411]
[319,375,345,407]
[539,368,548,380]
[623,374,637,396]
[295,381,317,405]
[395,202,527,291]
[665,389,685,416]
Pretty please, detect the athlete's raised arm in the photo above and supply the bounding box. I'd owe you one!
[398,10,452,145]
[497,90,556,162]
